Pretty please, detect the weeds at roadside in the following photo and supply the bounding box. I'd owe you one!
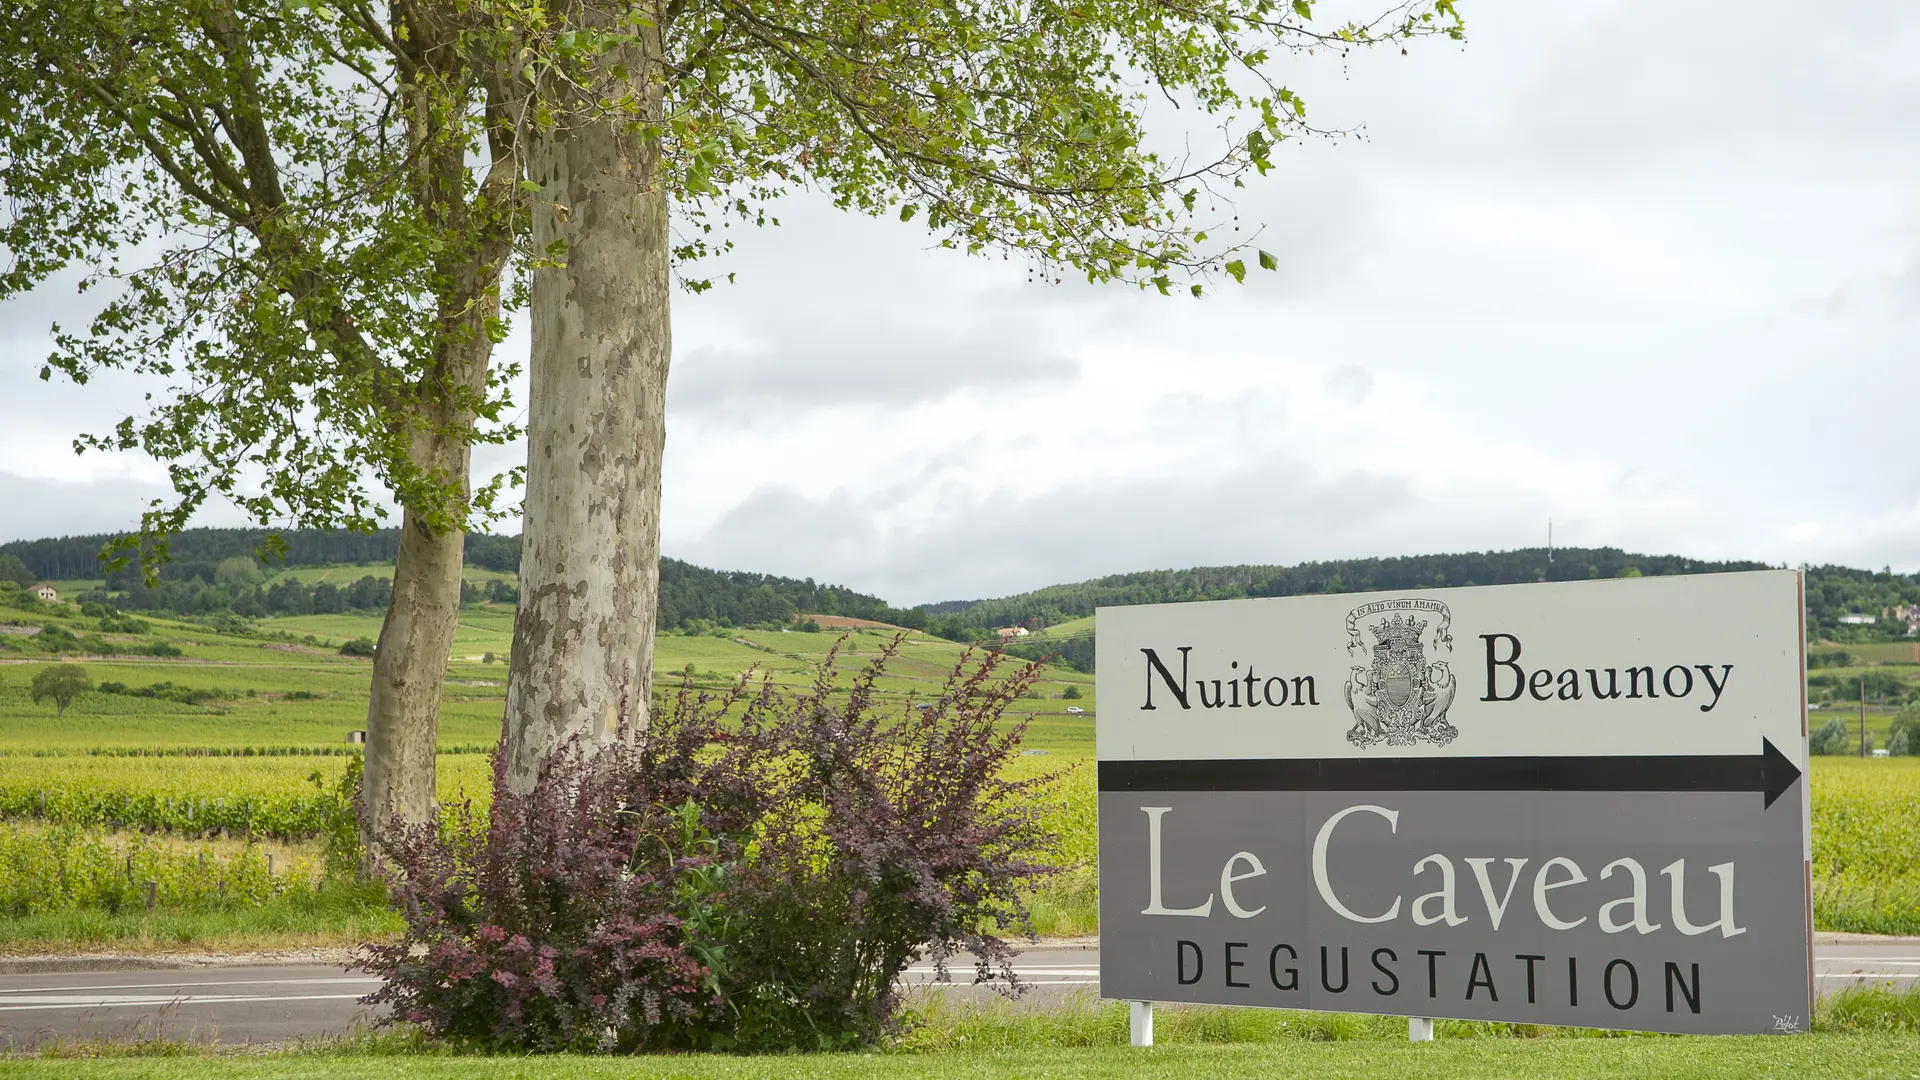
[20,983,1918,1060]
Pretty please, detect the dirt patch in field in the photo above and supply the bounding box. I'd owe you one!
[794,614,914,631]
[264,643,332,656]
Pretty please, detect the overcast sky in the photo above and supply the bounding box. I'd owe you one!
[3,0,1917,606]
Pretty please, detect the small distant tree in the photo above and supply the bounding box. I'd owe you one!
[1808,717,1848,756]
[340,637,377,658]
[214,556,266,589]
[798,618,823,633]
[30,665,91,717]
[1062,685,1083,700]
[0,554,34,588]
[482,651,497,665]
[1886,705,1920,757]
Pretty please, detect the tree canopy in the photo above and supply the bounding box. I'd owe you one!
[1,0,524,567]
[29,665,93,718]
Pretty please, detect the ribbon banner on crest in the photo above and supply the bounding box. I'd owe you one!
[1344,597,1452,655]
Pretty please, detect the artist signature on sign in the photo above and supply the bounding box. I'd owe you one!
[1771,1015,1803,1033]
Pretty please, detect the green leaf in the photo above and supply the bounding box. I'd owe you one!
[1224,259,1247,284]
[1258,250,1277,271]
[899,204,918,222]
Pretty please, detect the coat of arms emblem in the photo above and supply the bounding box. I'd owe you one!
[1343,598,1459,748]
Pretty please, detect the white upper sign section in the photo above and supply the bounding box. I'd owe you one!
[1094,571,1804,762]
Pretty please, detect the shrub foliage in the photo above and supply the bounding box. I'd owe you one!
[359,641,1059,1051]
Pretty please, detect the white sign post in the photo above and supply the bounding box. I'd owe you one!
[1096,571,1812,1037]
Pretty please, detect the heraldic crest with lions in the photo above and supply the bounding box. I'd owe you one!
[1343,598,1459,748]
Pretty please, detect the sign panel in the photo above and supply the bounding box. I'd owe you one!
[1095,571,1811,1034]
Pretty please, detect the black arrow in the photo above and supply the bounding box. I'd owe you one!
[1099,737,1804,809]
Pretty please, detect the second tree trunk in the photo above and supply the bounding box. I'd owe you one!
[503,55,673,794]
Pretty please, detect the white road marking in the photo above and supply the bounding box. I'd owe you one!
[3,950,1910,1022]
[0,977,379,996]
[913,976,1098,983]
[905,968,1100,977]
[0,993,370,1014]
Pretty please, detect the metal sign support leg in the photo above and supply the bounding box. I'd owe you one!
[1130,1001,1153,1047]
[1408,1016,1434,1042]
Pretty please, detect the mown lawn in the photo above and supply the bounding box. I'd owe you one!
[3,1037,1918,1079]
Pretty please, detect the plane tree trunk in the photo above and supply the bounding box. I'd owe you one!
[502,14,672,794]
[360,436,468,835]
[358,7,521,839]
[359,270,500,838]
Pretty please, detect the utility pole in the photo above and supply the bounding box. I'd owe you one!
[1860,675,1867,756]
[1547,519,1554,566]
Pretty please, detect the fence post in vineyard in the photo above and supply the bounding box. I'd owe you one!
[144,880,156,912]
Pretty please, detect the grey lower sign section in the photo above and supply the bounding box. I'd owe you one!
[1098,788,1811,1035]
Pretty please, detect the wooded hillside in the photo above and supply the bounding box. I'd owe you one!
[0,529,907,631]
[928,548,1920,645]
[8,530,1917,644]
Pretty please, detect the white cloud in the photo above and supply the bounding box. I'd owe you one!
[670,316,1077,419]
[0,472,173,543]
[7,0,1920,603]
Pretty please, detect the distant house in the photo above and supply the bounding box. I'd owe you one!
[1837,613,1876,626]
[29,584,56,603]
[995,626,1029,641]
[1891,604,1920,636]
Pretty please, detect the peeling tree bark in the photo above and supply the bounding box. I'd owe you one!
[361,485,465,832]
[359,6,522,836]
[359,270,501,837]
[503,14,671,794]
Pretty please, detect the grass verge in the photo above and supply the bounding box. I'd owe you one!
[0,887,399,955]
[7,986,1916,1077]
[4,1036,1918,1079]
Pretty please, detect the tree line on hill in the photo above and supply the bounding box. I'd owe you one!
[0,529,521,584]
[10,532,1920,652]
[106,572,404,618]
[922,547,1920,648]
[0,529,917,631]
[926,548,1770,631]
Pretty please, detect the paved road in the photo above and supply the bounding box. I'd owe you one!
[0,944,1909,1049]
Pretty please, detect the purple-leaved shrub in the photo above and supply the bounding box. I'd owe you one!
[357,639,1060,1051]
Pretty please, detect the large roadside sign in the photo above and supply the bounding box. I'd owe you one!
[1095,571,1811,1035]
